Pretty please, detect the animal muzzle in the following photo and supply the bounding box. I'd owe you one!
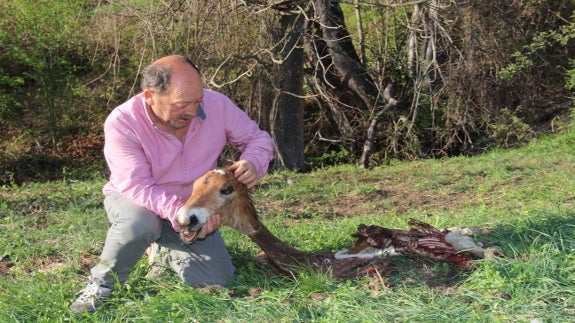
[176,207,209,244]
[179,217,203,244]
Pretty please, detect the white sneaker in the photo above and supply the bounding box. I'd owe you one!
[70,281,113,313]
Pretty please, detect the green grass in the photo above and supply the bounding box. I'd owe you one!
[1,129,575,322]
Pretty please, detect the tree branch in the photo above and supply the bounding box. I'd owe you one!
[359,83,399,168]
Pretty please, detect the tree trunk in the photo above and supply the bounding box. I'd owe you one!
[313,0,380,110]
[258,9,306,171]
[253,0,391,164]
[302,0,385,155]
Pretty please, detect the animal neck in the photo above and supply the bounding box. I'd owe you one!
[247,221,331,274]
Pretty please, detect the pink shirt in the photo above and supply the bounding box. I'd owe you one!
[102,89,274,231]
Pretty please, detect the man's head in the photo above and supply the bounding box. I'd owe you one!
[141,55,204,130]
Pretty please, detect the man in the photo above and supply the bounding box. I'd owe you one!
[70,55,274,313]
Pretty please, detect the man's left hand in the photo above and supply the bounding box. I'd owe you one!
[228,160,258,189]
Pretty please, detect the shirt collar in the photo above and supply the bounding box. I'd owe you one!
[197,105,206,121]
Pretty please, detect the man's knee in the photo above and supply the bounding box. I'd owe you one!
[166,232,236,287]
[129,213,162,242]
[180,260,236,287]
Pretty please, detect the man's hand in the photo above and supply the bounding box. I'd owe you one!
[197,214,221,240]
[228,160,258,189]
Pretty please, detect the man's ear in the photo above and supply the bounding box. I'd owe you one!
[143,89,154,106]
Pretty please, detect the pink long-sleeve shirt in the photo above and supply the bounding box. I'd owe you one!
[102,89,274,231]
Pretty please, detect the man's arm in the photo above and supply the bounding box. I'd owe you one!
[221,96,274,183]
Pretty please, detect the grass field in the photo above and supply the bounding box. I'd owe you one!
[1,128,574,322]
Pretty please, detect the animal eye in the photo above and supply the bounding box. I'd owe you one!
[220,185,234,195]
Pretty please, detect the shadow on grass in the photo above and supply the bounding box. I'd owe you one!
[0,152,108,186]
[481,211,575,254]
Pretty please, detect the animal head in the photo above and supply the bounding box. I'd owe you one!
[176,168,260,243]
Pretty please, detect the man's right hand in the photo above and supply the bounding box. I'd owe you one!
[197,214,221,240]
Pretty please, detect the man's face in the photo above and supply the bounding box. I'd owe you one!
[150,87,203,129]
[144,65,204,130]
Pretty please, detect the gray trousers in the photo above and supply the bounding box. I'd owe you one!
[89,192,235,288]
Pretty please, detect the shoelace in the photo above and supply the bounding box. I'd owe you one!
[76,283,110,302]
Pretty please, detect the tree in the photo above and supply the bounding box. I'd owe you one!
[255,7,306,171]
[247,0,395,168]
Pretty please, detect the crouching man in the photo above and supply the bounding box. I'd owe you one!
[71,55,274,313]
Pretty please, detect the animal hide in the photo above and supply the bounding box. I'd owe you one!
[257,219,495,280]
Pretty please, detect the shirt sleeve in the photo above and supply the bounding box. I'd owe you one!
[103,116,184,230]
[222,98,275,178]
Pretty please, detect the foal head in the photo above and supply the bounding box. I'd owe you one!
[176,168,260,243]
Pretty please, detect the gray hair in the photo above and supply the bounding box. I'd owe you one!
[140,55,200,94]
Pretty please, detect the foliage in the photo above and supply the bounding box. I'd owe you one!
[499,11,575,88]
[488,107,532,148]
[419,0,574,155]
[0,0,259,185]
[1,128,575,321]
[307,146,351,168]
[0,0,92,142]
[0,0,574,182]
[304,0,575,164]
